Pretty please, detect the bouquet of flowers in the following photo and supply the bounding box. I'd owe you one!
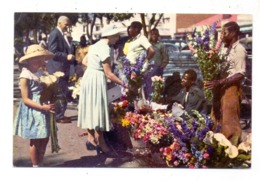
[118,53,146,103]
[151,76,165,103]
[187,22,228,102]
[39,71,65,153]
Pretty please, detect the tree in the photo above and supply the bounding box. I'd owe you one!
[14,13,79,44]
[140,13,164,37]
[79,13,133,44]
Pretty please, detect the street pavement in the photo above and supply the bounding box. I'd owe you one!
[12,63,251,168]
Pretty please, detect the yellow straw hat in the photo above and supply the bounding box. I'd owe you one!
[19,44,54,63]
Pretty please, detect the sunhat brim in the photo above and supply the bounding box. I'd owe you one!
[101,29,120,37]
[19,51,54,63]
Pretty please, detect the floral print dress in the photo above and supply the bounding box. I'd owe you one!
[13,68,50,139]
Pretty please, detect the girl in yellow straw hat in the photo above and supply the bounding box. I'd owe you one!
[13,44,55,167]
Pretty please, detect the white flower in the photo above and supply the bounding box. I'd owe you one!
[238,133,251,152]
[238,142,251,153]
[203,131,214,145]
[213,133,232,147]
[225,145,239,158]
[53,71,65,78]
[40,74,57,86]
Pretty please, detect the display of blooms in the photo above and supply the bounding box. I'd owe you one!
[158,110,251,168]
[151,76,165,103]
[122,111,171,146]
[39,71,64,153]
[160,110,215,168]
[187,22,229,102]
[110,92,251,168]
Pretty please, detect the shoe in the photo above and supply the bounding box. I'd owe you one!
[56,117,71,123]
[96,146,118,158]
[95,146,104,155]
[86,141,96,150]
[103,150,118,158]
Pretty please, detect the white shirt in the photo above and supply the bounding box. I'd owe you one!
[221,41,247,78]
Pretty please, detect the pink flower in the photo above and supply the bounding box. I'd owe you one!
[130,71,136,79]
[188,164,195,168]
[203,152,210,160]
[184,153,192,159]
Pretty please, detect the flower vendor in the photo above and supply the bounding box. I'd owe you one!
[172,69,207,115]
[204,21,247,146]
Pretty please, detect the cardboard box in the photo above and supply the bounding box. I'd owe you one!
[107,85,122,103]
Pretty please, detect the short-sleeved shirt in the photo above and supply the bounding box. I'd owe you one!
[221,41,247,78]
[150,41,169,67]
[124,33,152,63]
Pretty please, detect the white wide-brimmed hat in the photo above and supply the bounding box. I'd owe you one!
[101,24,120,37]
[19,44,54,63]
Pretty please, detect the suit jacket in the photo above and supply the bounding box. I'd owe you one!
[174,84,207,115]
[47,28,71,78]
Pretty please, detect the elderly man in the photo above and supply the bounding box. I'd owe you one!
[47,16,75,123]
[204,21,247,145]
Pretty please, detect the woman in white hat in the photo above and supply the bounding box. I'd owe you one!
[77,24,127,156]
[13,44,55,167]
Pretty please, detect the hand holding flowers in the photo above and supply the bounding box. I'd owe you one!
[39,71,64,153]
[187,22,228,102]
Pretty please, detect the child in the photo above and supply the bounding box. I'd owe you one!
[13,44,55,167]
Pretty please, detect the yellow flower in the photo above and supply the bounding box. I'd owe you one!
[121,118,130,127]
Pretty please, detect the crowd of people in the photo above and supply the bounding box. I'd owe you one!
[13,15,247,166]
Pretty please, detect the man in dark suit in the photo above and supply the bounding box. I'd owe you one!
[47,16,75,123]
[173,69,207,116]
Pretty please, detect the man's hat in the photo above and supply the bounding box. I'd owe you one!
[19,44,54,63]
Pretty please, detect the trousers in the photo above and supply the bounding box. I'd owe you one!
[211,85,242,145]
